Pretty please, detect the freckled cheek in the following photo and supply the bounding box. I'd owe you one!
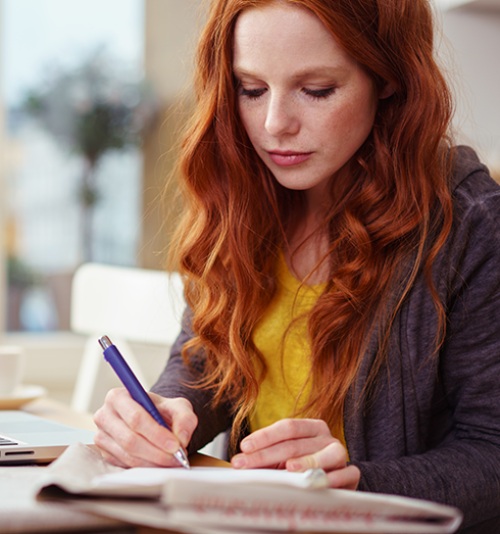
[323,101,377,148]
[238,107,265,143]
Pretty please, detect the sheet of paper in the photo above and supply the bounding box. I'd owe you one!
[92,465,328,490]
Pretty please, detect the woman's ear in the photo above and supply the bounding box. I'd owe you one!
[379,84,395,99]
[379,83,395,99]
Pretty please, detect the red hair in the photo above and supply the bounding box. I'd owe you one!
[170,0,454,448]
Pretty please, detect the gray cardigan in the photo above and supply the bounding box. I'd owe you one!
[152,146,500,532]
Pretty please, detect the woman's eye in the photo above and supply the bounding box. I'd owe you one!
[303,87,336,99]
[239,87,266,100]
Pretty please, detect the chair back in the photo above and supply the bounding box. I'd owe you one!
[71,263,184,345]
[70,263,184,413]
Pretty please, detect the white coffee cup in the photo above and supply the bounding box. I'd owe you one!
[0,346,25,397]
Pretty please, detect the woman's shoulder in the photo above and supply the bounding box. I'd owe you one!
[450,145,500,231]
[451,145,500,203]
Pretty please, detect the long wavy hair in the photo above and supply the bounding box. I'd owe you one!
[170,0,454,447]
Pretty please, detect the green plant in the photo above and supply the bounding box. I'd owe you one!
[23,49,157,261]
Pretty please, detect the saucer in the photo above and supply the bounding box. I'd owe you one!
[0,384,47,410]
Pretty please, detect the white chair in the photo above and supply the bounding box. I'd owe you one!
[70,263,185,414]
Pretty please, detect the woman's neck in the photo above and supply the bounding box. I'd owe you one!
[285,214,330,286]
[283,181,333,285]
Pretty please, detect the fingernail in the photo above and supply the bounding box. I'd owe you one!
[288,461,303,472]
[240,439,254,453]
[165,440,178,453]
[179,430,189,447]
[232,456,247,469]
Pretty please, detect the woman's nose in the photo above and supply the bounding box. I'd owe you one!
[264,95,300,137]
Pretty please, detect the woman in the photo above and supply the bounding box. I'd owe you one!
[94,0,500,530]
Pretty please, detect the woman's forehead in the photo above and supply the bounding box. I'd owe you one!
[233,3,357,76]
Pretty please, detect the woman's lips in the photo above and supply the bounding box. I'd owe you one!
[267,151,313,166]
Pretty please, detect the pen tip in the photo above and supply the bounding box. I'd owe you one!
[175,449,191,470]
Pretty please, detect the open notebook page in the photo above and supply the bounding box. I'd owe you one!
[92,466,328,490]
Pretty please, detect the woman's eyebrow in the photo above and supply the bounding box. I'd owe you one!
[233,66,348,80]
[290,66,349,80]
[232,67,258,78]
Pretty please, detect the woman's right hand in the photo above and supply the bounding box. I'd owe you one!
[93,388,198,468]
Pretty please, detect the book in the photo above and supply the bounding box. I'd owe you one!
[36,442,463,533]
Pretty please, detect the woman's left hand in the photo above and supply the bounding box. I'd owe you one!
[230,418,360,490]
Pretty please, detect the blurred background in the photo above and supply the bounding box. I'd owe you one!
[0,0,498,404]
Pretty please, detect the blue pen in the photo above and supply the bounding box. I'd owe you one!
[98,335,190,469]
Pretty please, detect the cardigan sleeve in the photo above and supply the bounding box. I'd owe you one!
[150,311,233,455]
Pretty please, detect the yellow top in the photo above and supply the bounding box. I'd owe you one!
[250,253,348,454]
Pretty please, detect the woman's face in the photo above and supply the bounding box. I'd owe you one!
[233,2,382,203]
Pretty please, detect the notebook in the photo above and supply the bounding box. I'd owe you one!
[0,410,96,464]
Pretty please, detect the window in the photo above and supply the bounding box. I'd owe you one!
[1,0,145,331]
